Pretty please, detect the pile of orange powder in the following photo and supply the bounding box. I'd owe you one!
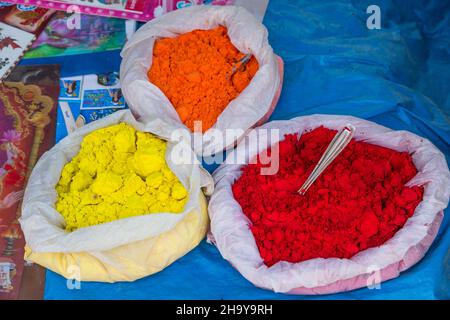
[147,26,259,132]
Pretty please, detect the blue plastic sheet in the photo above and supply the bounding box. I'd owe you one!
[44,0,450,299]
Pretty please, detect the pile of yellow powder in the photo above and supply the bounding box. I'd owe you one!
[55,123,188,231]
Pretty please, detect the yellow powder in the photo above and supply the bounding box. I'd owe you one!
[55,123,188,232]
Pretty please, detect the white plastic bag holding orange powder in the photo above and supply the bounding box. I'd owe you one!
[208,115,450,294]
[20,110,214,282]
[120,5,283,157]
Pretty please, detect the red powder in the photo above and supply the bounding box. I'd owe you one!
[232,127,424,266]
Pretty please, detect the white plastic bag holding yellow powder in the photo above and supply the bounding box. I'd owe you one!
[20,110,213,282]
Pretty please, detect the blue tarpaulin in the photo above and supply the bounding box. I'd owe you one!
[41,0,449,299]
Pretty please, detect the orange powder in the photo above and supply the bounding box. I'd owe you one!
[147,26,259,132]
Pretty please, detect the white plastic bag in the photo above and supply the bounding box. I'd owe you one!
[120,5,282,156]
[20,109,212,256]
[208,115,450,294]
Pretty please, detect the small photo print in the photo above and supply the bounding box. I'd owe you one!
[60,77,82,99]
[0,262,15,291]
[82,88,125,109]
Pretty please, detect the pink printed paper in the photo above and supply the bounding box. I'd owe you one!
[4,0,236,22]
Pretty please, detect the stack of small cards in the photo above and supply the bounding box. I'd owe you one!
[58,72,127,139]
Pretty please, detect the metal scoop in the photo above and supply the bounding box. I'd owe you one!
[227,53,252,80]
[298,124,355,195]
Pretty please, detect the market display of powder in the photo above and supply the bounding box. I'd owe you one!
[56,123,188,231]
[232,127,424,267]
[148,26,259,132]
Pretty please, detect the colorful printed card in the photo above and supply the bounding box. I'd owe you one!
[0,3,54,80]
[2,3,54,32]
[25,12,128,59]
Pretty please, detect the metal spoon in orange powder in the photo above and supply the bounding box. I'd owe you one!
[147,26,259,133]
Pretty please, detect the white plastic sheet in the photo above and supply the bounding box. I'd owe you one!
[209,115,450,294]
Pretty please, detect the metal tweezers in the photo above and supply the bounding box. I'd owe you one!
[298,124,356,195]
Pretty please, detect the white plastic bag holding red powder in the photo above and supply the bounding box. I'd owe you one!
[208,115,450,294]
[120,5,283,157]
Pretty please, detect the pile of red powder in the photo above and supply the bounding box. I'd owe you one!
[232,127,424,267]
